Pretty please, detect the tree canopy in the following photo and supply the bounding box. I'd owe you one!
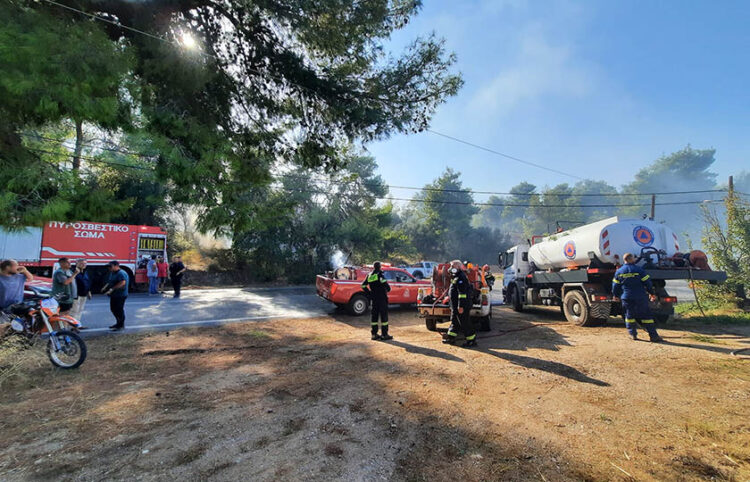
[0,0,462,229]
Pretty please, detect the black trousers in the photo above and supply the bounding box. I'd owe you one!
[371,296,389,335]
[447,301,475,339]
[110,296,127,327]
[171,276,182,297]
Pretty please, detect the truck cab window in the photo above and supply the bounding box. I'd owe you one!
[522,252,529,262]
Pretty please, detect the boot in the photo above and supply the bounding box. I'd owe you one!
[442,336,456,345]
[380,334,393,341]
[371,333,381,341]
[462,339,477,348]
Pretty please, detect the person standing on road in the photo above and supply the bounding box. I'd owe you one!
[443,260,477,347]
[169,255,186,298]
[101,261,129,331]
[361,261,392,341]
[0,259,33,310]
[157,256,169,293]
[147,255,159,295]
[71,259,92,327]
[51,257,78,312]
[482,265,495,291]
[612,253,663,342]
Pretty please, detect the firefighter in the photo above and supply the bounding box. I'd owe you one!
[361,261,393,341]
[612,253,664,342]
[443,260,477,347]
[481,264,495,291]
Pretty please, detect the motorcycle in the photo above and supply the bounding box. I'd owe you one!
[1,292,87,369]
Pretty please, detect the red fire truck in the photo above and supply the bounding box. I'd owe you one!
[0,221,168,290]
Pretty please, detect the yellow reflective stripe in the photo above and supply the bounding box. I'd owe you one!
[641,319,655,324]
[380,278,387,283]
[381,322,388,326]
[367,274,378,282]
[612,278,621,284]
[458,294,467,299]
[625,318,635,322]
[620,273,639,279]
[641,275,650,281]
[447,331,458,337]
[451,279,457,284]
[466,334,476,341]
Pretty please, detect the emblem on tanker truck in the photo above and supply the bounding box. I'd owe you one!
[563,241,576,259]
[633,225,655,247]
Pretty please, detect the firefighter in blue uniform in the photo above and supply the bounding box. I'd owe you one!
[361,262,393,341]
[612,253,664,342]
[442,260,477,347]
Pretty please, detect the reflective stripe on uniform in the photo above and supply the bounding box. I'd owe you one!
[380,278,387,283]
[451,279,457,284]
[612,278,621,284]
[381,322,388,326]
[458,294,467,299]
[447,331,457,337]
[625,318,635,322]
[641,274,650,281]
[466,334,476,341]
[367,274,378,282]
[641,319,655,324]
[371,322,379,326]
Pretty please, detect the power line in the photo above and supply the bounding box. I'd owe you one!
[25,136,735,200]
[426,129,583,180]
[278,185,725,209]
[27,147,154,171]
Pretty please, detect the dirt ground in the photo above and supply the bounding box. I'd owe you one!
[1,306,749,481]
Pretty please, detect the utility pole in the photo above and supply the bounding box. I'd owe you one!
[650,194,656,220]
[729,175,734,196]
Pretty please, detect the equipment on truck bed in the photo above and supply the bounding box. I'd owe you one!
[417,262,492,333]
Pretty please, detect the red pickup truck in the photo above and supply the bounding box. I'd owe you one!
[316,265,432,315]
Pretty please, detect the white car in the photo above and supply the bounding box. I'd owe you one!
[403,261,439,279]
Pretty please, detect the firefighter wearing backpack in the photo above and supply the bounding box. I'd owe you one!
[443,260,477,348]
[612,253,664,342]
[361,262,393,341]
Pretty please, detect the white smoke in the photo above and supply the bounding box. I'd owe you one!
[330,249,347,269]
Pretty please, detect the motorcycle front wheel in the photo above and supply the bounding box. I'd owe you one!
[47,330,87,369]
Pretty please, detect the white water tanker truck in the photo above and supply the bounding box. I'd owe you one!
[500,217,727,326]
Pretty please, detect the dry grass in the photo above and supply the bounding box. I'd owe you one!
[0,309,749,481]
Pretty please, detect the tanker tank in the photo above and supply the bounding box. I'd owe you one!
[527,217,681,270]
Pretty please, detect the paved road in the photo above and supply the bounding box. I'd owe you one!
[76,282,691,335]
[79,286,333,334]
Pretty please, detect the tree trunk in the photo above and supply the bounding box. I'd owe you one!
[72,119,83,171]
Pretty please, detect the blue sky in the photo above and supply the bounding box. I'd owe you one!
[366,0,749,201]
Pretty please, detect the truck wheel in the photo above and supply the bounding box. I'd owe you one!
[654,314,670,325]
[478,316,491,332]
[589,302,611,325]
[413,271,424,279]
[510,285,524,312]
[347,294,369,316]
[563,291,595,326]
[425,318,437,332]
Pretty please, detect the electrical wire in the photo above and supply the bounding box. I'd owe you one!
[22,134,734,199]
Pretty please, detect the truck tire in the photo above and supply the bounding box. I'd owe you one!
[413,271,424,279]
[425,318,437,332]
[510,285,524,312]
[589,302,611,325]
[563,290,596,326]
[654,314,670,325]
[347,294,369,316]
[478,316,491,332]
